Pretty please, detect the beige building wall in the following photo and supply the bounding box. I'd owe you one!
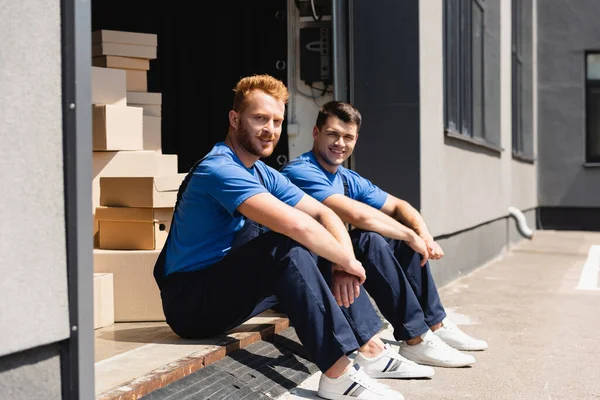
[0,0,70,356]
[419,0,537,238]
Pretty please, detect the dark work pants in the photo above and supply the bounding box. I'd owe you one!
[155,224,382,373]
[350,229,447,341]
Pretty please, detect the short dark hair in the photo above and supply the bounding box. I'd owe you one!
[315,101,362,132]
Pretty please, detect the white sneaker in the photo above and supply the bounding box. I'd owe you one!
[398,330,476,368]
[354,343,435,379]
[434,318,489,351]
[317,364,405,399]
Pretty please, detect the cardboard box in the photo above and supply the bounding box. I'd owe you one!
[94,218,99,247]
[92,29,158,47]
[94,273,115,329]
[126,69,147,91]
[96,207,173,250]
[92,151,178,207]
[129,103,161,117]
[92,152,178,246]
[100,174,186,208]
[92,42,157,60]
[93,151,177,180]
[127,91,161,105]
[92,105,144,151]
[93,56,150,71]
[91,67,126,106]
[93,249,165,322]
[143,115,161,152]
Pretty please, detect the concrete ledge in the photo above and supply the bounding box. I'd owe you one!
[95,315,289,400]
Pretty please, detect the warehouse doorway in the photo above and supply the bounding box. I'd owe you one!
[91,0,289,172]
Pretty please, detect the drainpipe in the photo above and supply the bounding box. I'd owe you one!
[508,206,534,239]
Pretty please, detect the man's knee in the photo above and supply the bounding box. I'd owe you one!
[352,230,389,251]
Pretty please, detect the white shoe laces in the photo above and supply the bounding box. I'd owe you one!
[385,347,419,366]
[441,320,484,345]
[441,319,462,333]
[425,332,458,352]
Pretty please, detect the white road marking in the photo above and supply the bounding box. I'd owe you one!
[575,245,600,291]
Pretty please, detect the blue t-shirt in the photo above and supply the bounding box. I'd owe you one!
[280,151,388,209]
[164,142,305,275]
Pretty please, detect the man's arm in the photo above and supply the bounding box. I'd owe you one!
[379,194,444,259]
[293,194,363,307]
[237,192,366,282]
[379,194,431,239]
[323,194,429,266]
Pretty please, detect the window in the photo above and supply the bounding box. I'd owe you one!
[586,53,600,163]
[444,0,485,139]
[512,0,533,158]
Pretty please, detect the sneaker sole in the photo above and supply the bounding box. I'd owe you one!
[317,389,405,400]
[398,352,476,368]
[448,344,488,351]
[412,359,475,368]
[317,390,352,400]
[366,369,435,379]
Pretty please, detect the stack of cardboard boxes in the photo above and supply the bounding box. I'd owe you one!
[91,30,185,328]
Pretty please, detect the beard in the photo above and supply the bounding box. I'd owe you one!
[237,120,279,158]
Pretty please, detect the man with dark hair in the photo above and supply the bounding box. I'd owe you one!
[281,100,488,369]
[154,76,408,399]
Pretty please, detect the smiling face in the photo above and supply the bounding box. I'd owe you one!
[312,116,358,173]
[230,90,285,160]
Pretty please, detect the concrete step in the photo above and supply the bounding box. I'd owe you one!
[95,310,291,399]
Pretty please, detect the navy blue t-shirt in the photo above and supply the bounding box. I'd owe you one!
[164,142,305,275]
[280,151,387,208]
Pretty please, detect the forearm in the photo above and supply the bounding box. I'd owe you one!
[314,209,355,255]
[394,200,431,238]
[355,209,418,242]
[282,214,355,266]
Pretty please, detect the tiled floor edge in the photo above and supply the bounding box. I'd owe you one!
[95,317,290,400]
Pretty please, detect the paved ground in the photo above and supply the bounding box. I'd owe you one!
[282,230,600,400]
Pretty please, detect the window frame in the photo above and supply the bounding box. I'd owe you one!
[585,51,600,164]
[510,0,536,162]
[512,0,527,159]
[443,0,488,143]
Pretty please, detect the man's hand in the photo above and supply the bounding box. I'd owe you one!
[422,236,444,260]
[407,232,430,267]
[334,259,366,284]
[330,270,361,308]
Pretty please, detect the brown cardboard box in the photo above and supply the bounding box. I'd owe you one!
[92,152,178,247]
[96,207,173,250]
[127,91,161,105]
[92,42,157,60]
[92,151,178,210]
[94,273,115,329]
[125,69,147,91]
[143,115,161,152]
[92,105,144,151]
[100,174,186,208]
[128,103,161,117]
[93,151,177,179]
[94,219,99,247]
[92,29,158,47]
[91,67,126,105]
[92,55,150,71]
[93,249,165,322]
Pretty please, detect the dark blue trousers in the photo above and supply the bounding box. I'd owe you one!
[350,229,447,341]
[155,223,383,373]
